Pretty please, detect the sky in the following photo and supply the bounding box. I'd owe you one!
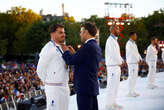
[0,0,164,21]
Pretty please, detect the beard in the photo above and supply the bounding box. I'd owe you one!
[58,36,65,44]
[81,39,85,44]
[114,31,120,37]
[80,35,85,44]
[59,40,65,44]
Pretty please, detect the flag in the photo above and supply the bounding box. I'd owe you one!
[4,96,8,100]
[14,88,21,98]
[0,97,5,103]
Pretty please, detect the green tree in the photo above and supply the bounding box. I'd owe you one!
[25,21,50,53]
[64,21,81,50]
[143,9,164,40]
[0,40,8,56]
[9,7,41,55]
[0,13,17,56]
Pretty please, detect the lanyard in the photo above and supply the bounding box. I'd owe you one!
[51,39,69,70]
[51,39,63,54]
[129,39,136,44]
[110,34,118,40]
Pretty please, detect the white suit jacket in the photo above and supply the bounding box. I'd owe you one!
[105,34,123,66]
[126,39,142,64]
[162,50,164,62]
[146,44,158,63]
[37,41,69,85]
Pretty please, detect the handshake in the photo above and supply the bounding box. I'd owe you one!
[60,44,76,54]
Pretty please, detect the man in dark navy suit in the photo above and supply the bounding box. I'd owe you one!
[61,23,102,110]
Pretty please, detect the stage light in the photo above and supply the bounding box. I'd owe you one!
[127,22,131,25]
[77,45,81,49]
[108,22,113,25]
[116,22,120,25]
[121,22,124,25]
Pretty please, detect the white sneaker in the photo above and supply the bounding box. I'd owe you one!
[127,92,138,97]
[105,105,116,110]
[133,92,140,97]
[113,103,123,109]
[147,84,158,89]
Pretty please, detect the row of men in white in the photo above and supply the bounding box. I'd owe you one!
[105,24,163,110]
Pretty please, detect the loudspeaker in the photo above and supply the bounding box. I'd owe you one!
[31,95,46,108]
[17,100,33,110]
[100,80,107,88]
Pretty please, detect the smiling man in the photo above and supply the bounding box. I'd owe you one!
[37,24,70,110]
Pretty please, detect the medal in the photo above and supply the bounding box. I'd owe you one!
[65,64,69,70]
[51,39,69,70]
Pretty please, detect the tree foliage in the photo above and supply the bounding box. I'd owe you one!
[0,6,41,56]
[0,7,163,58]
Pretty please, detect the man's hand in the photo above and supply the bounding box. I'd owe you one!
[61,44,69,52]
[69,71,74,81]
[121,61,126,67]
[67,45,76,54]
[138,60,142,65]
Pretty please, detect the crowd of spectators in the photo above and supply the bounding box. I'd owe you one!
[0,61,44,103]
[0,58,163,103]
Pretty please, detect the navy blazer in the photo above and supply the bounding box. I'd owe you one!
[62,39,102,96]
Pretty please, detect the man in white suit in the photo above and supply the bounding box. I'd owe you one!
[146,37,158,89]
[126,32,142,97]
[162,49,164,62]
[37,24,70,110]
[105,24,125,110]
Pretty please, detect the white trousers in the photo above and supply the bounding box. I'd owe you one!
[147,62,157,86]
[105,66,121,107]
[45,85,70,110]
[127,64,139,93]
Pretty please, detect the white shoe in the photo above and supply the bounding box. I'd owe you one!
[133,92,140,97]
[147,84,158,89]
[105,105,116,110]
[113,103,123,109]
[127,92,139,97]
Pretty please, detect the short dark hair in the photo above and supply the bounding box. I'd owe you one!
[151,37,158,41]
[129,31,136,37]
[110,24,118,32]
[48,24,64,33]
[81,22,97,37]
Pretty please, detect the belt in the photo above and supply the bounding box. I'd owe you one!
[107,64,120,67]
[45,82,67,87]
[127,63,138,64]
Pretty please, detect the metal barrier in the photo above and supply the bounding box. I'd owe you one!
[0,90,44,110]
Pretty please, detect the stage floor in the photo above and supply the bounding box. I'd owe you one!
[69,72,164,110]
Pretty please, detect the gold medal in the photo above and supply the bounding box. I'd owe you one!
[65,64,69,70]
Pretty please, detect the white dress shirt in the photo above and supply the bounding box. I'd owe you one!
[126,39,142,64]
[37,41,69,85]
[85,37,95,44]
[146,44,158,63]
[105,34,123,66]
